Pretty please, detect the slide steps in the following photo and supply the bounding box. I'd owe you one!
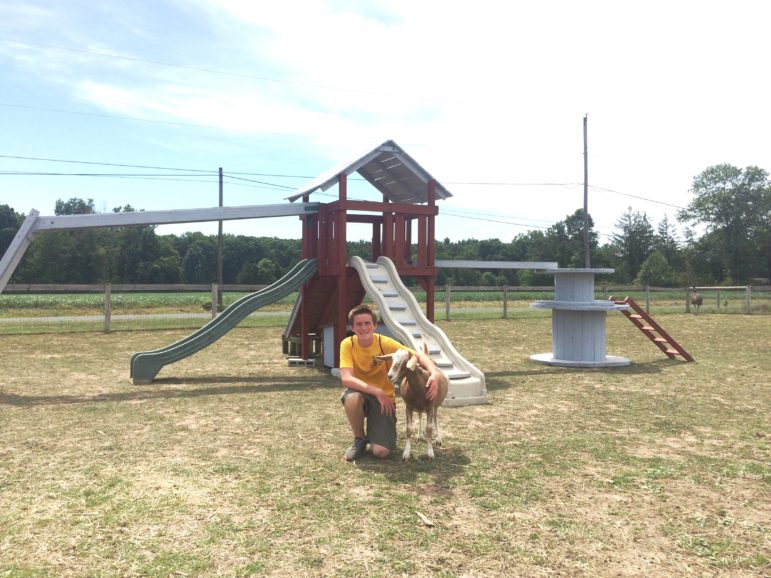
[352,257,486,405]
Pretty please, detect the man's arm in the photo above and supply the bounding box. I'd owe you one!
[415,349,441,401]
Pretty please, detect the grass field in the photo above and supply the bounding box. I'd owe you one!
[0,314,769,577]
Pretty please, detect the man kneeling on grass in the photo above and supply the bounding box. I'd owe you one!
[339,304,440,462]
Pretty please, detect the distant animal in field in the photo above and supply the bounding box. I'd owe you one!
[690,287,703,314]
[373,341,448,461]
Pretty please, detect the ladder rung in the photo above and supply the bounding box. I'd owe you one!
[620,295,694,362]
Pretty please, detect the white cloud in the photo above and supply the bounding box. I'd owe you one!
[1,0,769,242]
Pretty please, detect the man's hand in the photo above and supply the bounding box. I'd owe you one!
[425,374,438,401]
[376,390,395,416]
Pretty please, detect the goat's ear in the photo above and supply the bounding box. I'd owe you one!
[406,354,418,371]
[371,354,392,367]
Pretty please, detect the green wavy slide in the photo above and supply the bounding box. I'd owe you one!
[130,258,318,384]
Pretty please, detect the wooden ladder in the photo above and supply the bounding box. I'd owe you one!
[609,296,694,362]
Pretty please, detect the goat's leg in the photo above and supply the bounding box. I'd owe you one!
[433,409,442,447]
[402,406,414,461]
[424,407,436,460]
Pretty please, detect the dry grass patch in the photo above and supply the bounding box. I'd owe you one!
[1,314,769,576]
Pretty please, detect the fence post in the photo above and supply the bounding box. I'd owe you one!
[503,285,508,319]
[685,287,691,313]
[445,284,451,321]
[716,288,721,309]
[103,283,112,333]
[746,285,752,314]
[603,286,608,299]
[211,283,218,318]
[645,285,650,313]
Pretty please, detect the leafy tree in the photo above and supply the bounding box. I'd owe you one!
[479,271,497,286]
[678,164,771,282]
[611,208,655,282]
[634,249,674,286]
[21,198,105,283]
[236,261,260,284]
[181,241,216,283]
[0,204,24,257]
[255,257,278,284]
[55,198,95,215]
[539,209,597,269]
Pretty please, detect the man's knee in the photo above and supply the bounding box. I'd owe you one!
[343,390,364,409]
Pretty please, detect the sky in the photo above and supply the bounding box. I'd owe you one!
[1,0,769,245]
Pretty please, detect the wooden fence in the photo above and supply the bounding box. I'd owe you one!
[1,283,768,334]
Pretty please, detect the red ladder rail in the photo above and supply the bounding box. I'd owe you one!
[609,296,694,362]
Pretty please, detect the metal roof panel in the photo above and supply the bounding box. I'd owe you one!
[286,140,452,203]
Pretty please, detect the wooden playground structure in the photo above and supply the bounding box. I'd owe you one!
[0,140,473,383]
[283,140,450,367]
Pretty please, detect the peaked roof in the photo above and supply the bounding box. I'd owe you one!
[285,139,453,204]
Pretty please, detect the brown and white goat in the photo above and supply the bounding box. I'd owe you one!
[374,342,448,461]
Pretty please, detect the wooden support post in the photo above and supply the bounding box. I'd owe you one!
[746,285,752,314]
[426,179,437,321]
[103,283,112,333]
[394,215,406,265]
[371,222,381,260]
[301,280,310,359]
[335,173,348,368]
[445,284,451,321]
[383,211,394,260]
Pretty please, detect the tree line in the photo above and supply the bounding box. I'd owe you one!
[2,164,769,287]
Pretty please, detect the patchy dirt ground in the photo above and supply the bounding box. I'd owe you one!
[0,315,769,577]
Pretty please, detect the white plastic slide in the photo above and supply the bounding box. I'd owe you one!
[349,256,488,406]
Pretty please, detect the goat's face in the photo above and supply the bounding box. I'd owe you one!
[372,348,417,385]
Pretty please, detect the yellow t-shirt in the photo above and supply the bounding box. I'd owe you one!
[339,334,412,402]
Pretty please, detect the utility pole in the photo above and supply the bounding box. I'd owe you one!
[217,167,224,308]
[583,114,591,267]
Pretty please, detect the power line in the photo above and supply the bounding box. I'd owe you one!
[0,153,680,232]
[589,185,686,210]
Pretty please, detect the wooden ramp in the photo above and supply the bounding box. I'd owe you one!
[609,296,694,362]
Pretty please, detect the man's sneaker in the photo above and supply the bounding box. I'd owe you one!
[345,437,368,462]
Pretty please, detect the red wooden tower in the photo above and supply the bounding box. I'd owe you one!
[283,140,452,367]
